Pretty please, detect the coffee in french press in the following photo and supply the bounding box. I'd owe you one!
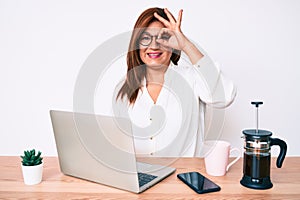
[240,101,287,189]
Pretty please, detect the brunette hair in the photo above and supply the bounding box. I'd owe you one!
[116,7,181,105]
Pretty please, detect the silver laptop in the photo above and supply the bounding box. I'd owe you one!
[50,110,175,193]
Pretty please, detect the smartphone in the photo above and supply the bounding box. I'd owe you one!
[177,172,221,194]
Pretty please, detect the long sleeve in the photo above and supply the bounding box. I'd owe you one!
[193,55,237,108]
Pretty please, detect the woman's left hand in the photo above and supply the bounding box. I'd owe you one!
[154,8,189,51]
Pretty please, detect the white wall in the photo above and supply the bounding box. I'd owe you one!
[1,0,299,156]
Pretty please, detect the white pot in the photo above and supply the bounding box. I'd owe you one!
[21,163,43,185]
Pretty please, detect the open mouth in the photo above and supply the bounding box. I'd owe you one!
[147,52,162,59]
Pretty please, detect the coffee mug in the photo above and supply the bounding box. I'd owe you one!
[203,140,241,176]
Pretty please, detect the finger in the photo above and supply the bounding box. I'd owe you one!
[155,37,170,48]
[158,28,173,38]
[156,28,176,49]
[154,12,170,27]
[157,29,170,42]
[164,8,176,24]
[177,9,183,28]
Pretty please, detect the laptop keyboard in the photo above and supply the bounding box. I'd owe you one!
[138,172,158,187]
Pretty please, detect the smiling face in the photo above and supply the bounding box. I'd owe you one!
[139,21,172,69]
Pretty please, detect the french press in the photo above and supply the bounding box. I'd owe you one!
[240,101,287,189]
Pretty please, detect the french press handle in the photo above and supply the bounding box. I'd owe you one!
[270,137,287,168]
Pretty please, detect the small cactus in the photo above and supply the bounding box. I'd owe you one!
[21,149,43,166]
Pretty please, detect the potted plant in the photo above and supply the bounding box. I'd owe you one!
[20,149,43,185]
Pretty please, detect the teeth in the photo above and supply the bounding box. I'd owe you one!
[148,53,161,56]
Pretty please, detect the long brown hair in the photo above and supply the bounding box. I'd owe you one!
[116,7,181,105]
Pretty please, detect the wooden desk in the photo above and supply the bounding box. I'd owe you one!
[0,157,299,199]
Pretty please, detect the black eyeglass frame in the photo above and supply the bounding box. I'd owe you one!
[139,33,170,47]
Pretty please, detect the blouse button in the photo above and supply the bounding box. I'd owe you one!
[150,137,153,140]
[150,152,153,156]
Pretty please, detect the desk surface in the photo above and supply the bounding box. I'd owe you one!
[0,156,299,199]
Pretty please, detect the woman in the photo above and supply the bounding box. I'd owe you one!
[115,7,236,157]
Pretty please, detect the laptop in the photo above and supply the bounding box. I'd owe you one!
[49,110,176,193]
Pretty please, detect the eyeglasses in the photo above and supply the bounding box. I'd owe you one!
[139,33,170,46]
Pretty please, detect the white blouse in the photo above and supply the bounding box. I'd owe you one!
[113,56,236,157]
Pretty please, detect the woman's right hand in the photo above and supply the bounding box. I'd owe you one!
[154,8,188,51]
[154,8,204,64]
